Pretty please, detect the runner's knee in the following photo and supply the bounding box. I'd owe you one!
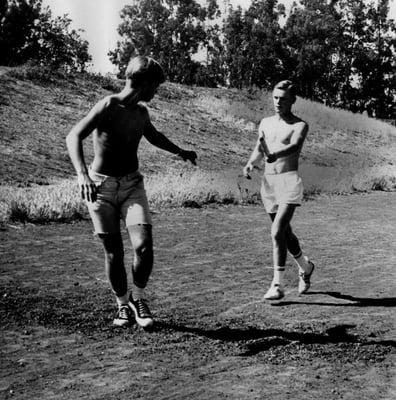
[271,224,286,243]
[98,232,124,261]
[128,224,153,257]
[134,238,153,258]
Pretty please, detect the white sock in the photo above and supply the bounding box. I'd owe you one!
[132,283,145,301]
[116,291,129,307]
[293,251,311,273]
[273,266,285,287]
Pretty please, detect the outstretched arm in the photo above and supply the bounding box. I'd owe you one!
[143,114,197,165]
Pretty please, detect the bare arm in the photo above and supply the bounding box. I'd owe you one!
[66,100,106,201]
[143,118,182,154]
[243,120,268,179]
[143,112,197,165]
[271,122,308,160]
[248,138,265,166]
[242,138,265,178]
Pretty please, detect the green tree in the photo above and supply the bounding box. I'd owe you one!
[33,9,91,71]
[282,0,342,102]
[0,0,91,71]
[282,0,395,118]
[109,0,208,84]
[222,6,247,88]
[0,0,41,65]
[244,0,286,88]
[222,0,285,89]
[195,0,225,87]
[338,0,396,118]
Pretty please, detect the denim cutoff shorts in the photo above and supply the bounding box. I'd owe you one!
[86,169,152,234]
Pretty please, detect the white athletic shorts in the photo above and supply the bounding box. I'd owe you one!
[260,171,303,214]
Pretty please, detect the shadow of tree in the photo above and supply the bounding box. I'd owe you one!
[272,291,396,308]
[155,322,396,356]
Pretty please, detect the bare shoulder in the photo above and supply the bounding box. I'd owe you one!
[101,95,123,110]
[91,95,118,115]
[291,117,309,139]
[292,114,308,127]
[260,116,275,126]
[258,116,274,132]
[84,95,124,126]
[297,119,309,133]
[137,103,149,116]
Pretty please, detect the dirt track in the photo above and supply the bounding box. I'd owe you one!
[1,192,395,399]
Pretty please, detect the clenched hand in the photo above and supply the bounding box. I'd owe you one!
[77,173,97,202]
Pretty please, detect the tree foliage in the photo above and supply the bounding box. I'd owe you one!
[282,0,343,101]
[0,0,91,71]
[283,0,396,117]
[223,0,285,88]
[109,0,394,117]
[109,0,208,84]
[3,0,394,118]
[337,0,396,118]
[194,0,225,87]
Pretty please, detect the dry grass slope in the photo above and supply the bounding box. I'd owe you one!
[0,65,395,223]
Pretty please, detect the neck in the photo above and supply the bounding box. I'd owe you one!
[118,82,140,107]
[276,111,294,122]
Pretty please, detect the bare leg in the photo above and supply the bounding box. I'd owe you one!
[98,232,127,298]
[127,224,153,290]
[127,224,154,328]
[268,206,314,297]
[264,204,296,300]
[270,204,297,266]
[268,212,301,257]
[270,213,312,272]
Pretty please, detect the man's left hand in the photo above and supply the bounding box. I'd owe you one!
[178,150,197,165]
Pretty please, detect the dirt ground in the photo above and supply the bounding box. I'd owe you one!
[1,192,395,400]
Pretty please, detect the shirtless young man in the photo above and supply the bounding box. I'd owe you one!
[66,56,197,328]
[243,80,314,300]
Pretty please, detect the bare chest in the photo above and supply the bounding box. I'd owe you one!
[264,124,294,145]
[98,107,145,147]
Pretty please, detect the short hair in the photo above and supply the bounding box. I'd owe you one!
[125,56,165,87]
[273,80,297,98]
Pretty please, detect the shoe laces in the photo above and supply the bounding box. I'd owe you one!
[135,299,152,318]
[118,305,130,319]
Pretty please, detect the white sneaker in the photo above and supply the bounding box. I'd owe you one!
[264,284,285,300]
[298,260,315,295]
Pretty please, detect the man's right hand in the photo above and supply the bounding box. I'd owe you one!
[77,173,97,202]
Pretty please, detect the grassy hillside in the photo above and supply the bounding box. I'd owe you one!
[0,65,395,223]
[0,66,258,185]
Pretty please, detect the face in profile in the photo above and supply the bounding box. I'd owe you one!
[272,88,295,116]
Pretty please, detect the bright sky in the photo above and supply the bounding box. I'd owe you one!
[42,0,396,74]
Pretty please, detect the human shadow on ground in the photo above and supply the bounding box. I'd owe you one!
[155,322,396,356]
[271,291,396,308]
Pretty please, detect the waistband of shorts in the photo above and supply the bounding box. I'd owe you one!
[264,170,299,177]
[89,167,142,180]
